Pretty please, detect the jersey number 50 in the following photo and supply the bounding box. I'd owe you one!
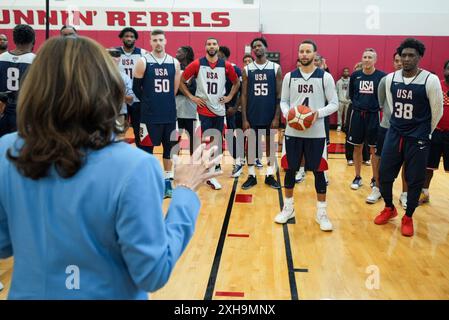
[394,102,413,120]
[155,79,170,93]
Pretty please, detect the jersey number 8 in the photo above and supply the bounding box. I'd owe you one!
[7,67,20,91]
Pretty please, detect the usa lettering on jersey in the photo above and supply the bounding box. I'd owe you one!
[359,80,374,94]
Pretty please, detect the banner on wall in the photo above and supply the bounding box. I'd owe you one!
[0,0,260,32]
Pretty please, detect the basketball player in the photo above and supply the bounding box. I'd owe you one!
[179,37,240,190]
[374,38,443,237]
[175,46,197,155]
[347,48,386,204]
[240,37,282,189]
[376,52,409,208]
[116,27,147,148]
[336,67,351,131]
[218,46,243,175]
[243,54,254,66]
[133,29,181,198]
[419,60,449,204]
[275,40,338,231]
[60,25,77,37]
[0,34,8,55]
[0,24,35,137]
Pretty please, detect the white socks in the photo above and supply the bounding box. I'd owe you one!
[248,165,256,177]
[164,171,173,180]
[266,165,275,176]
[284,197,294,209]
[317,201,327,210]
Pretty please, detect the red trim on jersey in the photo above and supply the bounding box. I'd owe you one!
[197,106,218,117]
[225,61,238,83]
[182,59,200,82]
[438,80,449,131]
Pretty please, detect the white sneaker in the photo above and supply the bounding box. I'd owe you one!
[399,192,408,209]
[337,126,342,132]
[316,210,333,231]
[350,176,363,190]
[206,178,222,190]
[347,160,354,166]
[274,206,295,224]
[0,281,3,291]
[295,170,305,183]
[363,160,371,166]
[366,186,382,204]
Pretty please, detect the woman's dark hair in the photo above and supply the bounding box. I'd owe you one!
[8,36,125,179]
[397,38,426,57]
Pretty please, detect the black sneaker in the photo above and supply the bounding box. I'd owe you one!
[370,177,376,188]
[350,176,363,190]
[265,175,281,189]
[242,175,257,190]
[215,164,223,174]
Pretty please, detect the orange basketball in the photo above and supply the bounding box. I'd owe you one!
[287,105,314,131]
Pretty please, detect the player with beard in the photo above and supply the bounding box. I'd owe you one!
[240,37,282,189]
[0,34,8,55]
[179,37,240,190]
[275,40,338,232]
[116,27,147,148]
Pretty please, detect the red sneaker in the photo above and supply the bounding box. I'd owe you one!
[374,207,398,225]
[401,215,414,237]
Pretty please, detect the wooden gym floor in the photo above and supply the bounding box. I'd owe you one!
[1,129,449,300]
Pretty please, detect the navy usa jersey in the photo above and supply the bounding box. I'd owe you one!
[0,52,35,113]
[349,69,386,112]
[140,53,178,124]
[245,60,280,126]
[388,69,437,139]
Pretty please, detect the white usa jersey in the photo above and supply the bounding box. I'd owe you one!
[281,67,338,138]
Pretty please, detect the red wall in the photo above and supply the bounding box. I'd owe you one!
[2,29,449,124]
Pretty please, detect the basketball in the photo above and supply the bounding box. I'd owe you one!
[287,105,315,130]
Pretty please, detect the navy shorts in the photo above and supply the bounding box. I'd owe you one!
[347,109,379,147]
[139,121,177,158]
[427,129,449,172]
[199,114,225,135]
[284,136,328,172]
[375,126,388,157]
[379,128,430,185]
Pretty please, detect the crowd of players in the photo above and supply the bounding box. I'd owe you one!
[0,24,447,245]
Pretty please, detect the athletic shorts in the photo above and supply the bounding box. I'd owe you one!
[427,129,449,171]
[139,121,177,149]
[284,136,328,172]
[347,109,380,147]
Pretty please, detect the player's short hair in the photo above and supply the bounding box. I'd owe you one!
[205,37,219,45]
[300,39,317,52]
[219,46,230,58]
[343,67,349,71]
[250,37,268,49]
[118,27,138,40]
[393,52,400,60]
[13,24,35,46]
[151,29,165,37]
[363,48,377,59]
[243,54,253,62]
[397,38,426,57]
[444,60,449,70]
